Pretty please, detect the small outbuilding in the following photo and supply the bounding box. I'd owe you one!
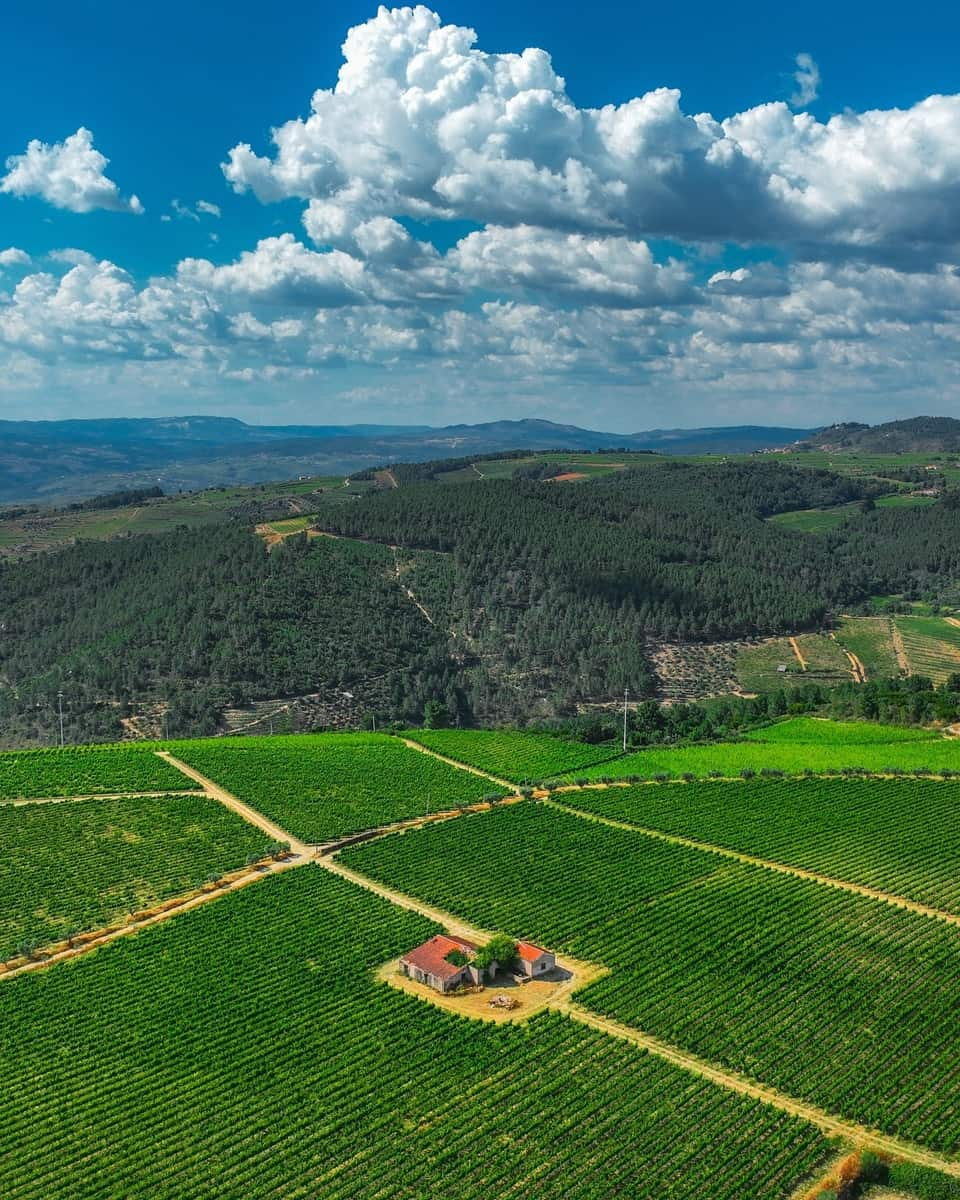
[516,941,556,978]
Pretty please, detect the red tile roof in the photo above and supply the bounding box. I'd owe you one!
[401,934,477,981]
[517,941,551,963]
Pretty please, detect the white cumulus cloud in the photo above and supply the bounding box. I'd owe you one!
[0,247,30,268]
[1,128,143,214]
[221,6,960,262]
[791,53,821,108]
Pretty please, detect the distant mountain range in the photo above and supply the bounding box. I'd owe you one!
[0,416,817,504]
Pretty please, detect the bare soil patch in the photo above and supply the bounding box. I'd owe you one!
[376,958,603,1023]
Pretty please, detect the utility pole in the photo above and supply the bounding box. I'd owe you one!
[371,713,377,732]
[57,691,65,749]
[622,687,629,752]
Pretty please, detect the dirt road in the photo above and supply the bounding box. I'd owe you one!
[156,751,313,858]
[1,789,202,808]
[400,737,517,790]
[789,636,808,670]
[891,621,911,674]
[559,1001,960,1178]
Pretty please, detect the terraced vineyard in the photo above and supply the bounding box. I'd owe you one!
[0,867,832,1199]
[894,615,960,684]
[0,793,270,960]
[168,733,508,841]
[403,728,622,782]
[344,802,960,1151]
[560,776,960,912]
[0,745,192,800]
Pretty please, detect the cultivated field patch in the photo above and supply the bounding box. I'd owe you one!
[560,776,960,913]
[406,728,622,782]
[894,616,960,684]
[167,732,508,841]
[834,616,902,680]
[0,793,269,961]
[567,720,955,780]
[0,866,831,1199]
[344,803,960,1151]
[0,745,192,800]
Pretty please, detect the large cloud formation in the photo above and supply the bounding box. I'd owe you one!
[1,128,143,215]
[224,6,960,263]
[1,6,960,425]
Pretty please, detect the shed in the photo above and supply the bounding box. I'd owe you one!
[399,934,479,993]
[516,941,556,978]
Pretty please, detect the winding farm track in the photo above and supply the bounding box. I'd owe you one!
[891,622,912,674]
[789,636,808,670]
[545,797,960,928]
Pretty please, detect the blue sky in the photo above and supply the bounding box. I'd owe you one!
[1,1,959,429]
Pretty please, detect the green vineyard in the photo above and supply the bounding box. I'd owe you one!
[0,746,193,800]
[344,802,960,1151]
[167,733,508,841]
[560,776,960,913]
[0,867,831,1199]
[0,793,270,961]
[406,728,624,781]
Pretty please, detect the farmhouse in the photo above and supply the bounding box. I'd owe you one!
[517,941,556,977]
[400,934,485,993]
[399,933,557,993]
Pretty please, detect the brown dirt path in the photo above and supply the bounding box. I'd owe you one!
[891,622,911,674]
[156,751,313,858]
[789,636,808,670]
[1,789,203,808]
[399,737,517,790]
[559,1001,960,1178]
[845,648,867,683]
[946,617,960,631]
[545,798,960,929]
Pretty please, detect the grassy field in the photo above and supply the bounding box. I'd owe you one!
[0,793,270,960]
[893,615,960,684]
[561,775,960,912]
[405,728,623,782]
[0,866,831,1199]
[567,717,957,780]
[0,745,191,800]
[769,493,937,533]
[168,733,508,841]
[736,635,852,692]
[345,802,960,1150]
[743,717,938,743]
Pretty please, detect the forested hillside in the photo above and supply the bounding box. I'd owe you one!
[2,456,960,745]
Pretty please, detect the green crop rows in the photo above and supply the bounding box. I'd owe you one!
[568,718,956,781]
[744,718,938,744]
[0,746,192,800]
[344,802,960,1151]
[168,733,508,841]
[406,728,622,782]
[0,794,271,961]
[0,867,831,1199]
[561,776,960,913]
